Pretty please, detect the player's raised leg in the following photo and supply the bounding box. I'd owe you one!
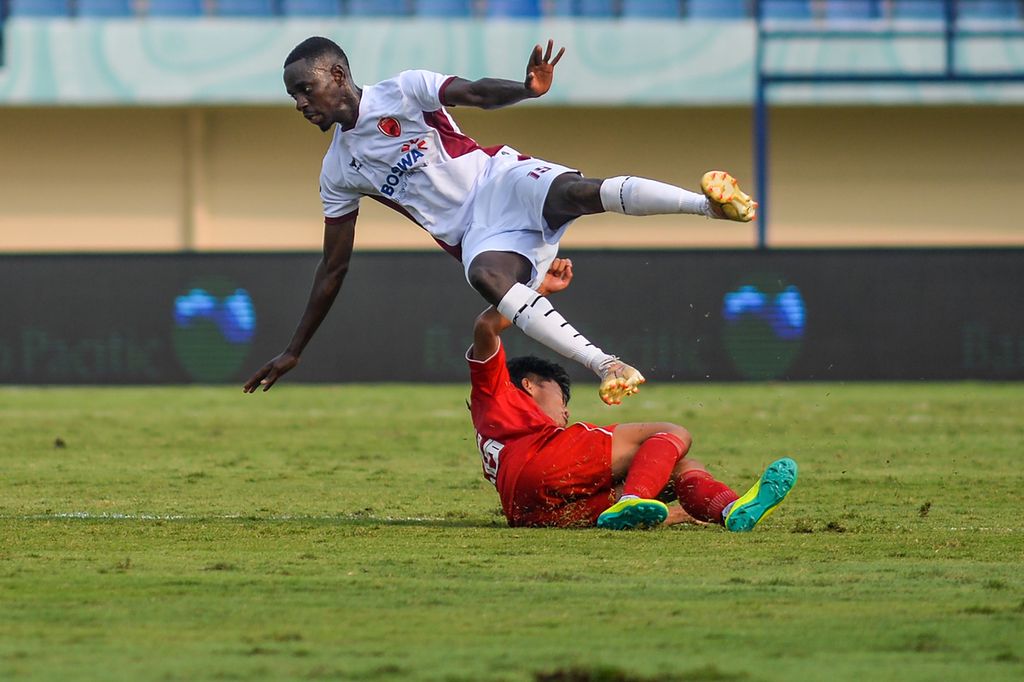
[541,171,757,228]
[469,251,644,405]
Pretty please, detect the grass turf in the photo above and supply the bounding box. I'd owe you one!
[1,383,1022,681]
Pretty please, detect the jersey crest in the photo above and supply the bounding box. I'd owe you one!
[377,117,401,138]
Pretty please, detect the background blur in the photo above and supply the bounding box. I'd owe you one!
[2,1,1023,383]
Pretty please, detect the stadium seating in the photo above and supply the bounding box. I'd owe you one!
[552,0,617,17]
[621,0,680,17]
[579,0,617,16]
[349,0,408,15]
[19,0,1016,22]
[216,0,274,15]
[889,0,946,18]
[281,0,341,15]
[7,0,69,15]
[147,0,203,15]
[413,0,472,16]
[686,0,746,19]
[760,1,813,19]
[824,0,878,20]
[77,0,133,16]
[484,0,541,17]
[957,0,1022,18]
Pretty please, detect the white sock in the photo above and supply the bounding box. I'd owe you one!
[721,501,736,521]
[496,283,616,376]
[600,175,712,217]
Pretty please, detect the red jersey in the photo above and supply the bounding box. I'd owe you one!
[467,340,561,485]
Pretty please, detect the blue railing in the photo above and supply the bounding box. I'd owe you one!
[753,0,1024,248]
[3,1,1017,19]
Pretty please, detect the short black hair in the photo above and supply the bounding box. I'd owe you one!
[284,37,349,69]
[507,356,571,404]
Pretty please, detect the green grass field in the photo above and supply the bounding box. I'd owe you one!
[1,383,1022,682]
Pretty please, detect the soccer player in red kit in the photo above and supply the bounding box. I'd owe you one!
[468,258,798,530]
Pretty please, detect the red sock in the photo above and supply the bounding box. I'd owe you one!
[622,432,687,499]
[675,470,738,524]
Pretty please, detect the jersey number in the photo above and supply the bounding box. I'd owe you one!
[528,166,552,180]
[476,435,504,485]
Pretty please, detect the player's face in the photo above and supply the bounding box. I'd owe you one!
[284,59,355,132]
[524,376,569,427]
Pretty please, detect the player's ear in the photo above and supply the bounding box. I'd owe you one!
[519,377,534,395]
[330,63,347,85]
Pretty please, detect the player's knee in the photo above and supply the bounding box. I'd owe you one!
[564,177,602,213]
[468,264,518,304]
[549,175,602,215]
[654,424,692,455]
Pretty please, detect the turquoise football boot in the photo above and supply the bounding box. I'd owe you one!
[724,458,798,532]
[597,497,669,530]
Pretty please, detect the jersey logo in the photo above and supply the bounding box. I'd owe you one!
[401,138,428,153]
[380,139,428,197]
[377,117,401,138]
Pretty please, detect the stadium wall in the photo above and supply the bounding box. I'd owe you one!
[1,17,1023,251]
[1,104,1023,252]
[2,249,1023,385]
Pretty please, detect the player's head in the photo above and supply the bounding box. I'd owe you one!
[283,37,357,132]
[508,356,571,427]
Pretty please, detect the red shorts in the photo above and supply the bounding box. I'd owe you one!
[497,423,617,528]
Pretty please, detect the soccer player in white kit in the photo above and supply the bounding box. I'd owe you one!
[243,37,756,404]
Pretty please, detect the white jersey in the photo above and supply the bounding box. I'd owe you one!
[319,69,522,250]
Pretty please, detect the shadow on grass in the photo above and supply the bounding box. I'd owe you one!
[534,664,748,682]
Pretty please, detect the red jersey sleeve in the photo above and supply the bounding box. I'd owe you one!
[467,341,509,399]
[466,340,556,445]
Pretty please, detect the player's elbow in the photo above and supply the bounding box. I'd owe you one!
[463,94,496,110]
[473,310,497,336]
[463,82,504,110]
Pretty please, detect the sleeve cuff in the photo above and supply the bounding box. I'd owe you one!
[438,75,458,107]
[466,338,501,365]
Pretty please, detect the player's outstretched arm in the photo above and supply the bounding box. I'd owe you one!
[443,39,565,110]
[470,259,573,361]
[243,215,357,393]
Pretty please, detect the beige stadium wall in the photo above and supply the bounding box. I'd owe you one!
[1,104,1022,252]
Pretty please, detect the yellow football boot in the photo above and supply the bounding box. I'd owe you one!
[597,361,645,406]
[701,170,757,222]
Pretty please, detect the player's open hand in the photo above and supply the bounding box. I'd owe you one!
[538,258,573,296]
[525,39,565,98]
[243,351,299,393]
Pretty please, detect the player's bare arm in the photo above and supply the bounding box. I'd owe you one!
[243,215,357,393]
[443,39,565,109]
[471,258,573,362]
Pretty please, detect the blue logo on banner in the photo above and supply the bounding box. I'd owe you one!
[722,278,806,379]
[172,280,256,382]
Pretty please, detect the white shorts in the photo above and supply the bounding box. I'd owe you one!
[460,156,579,289]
